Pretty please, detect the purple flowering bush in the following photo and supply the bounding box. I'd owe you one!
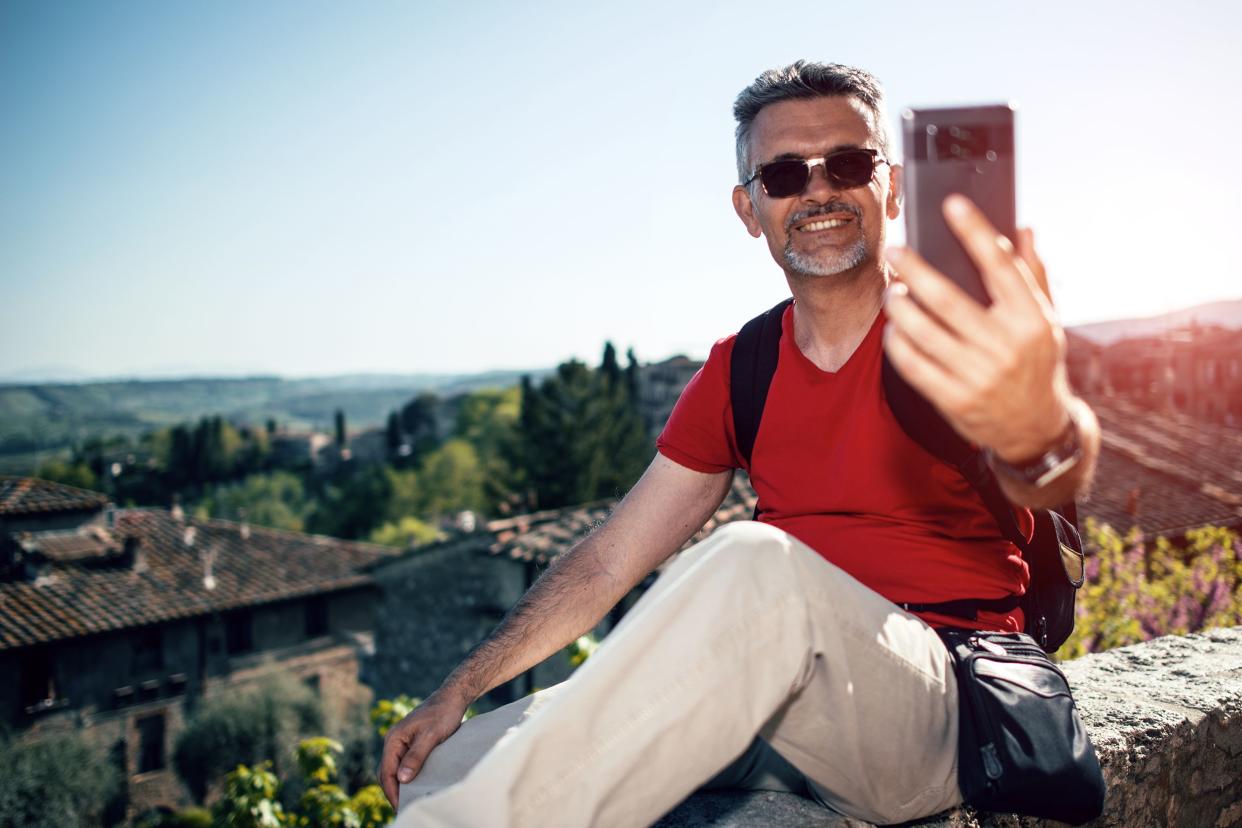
[1059,521,1242,659]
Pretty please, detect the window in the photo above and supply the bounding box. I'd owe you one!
[19,648,55,710]
[303,673,321,695]
[131,628,164,674]
[137,712,165,773]
[305,596,329,638]
[225,611,254,655]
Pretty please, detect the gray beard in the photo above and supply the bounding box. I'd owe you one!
[781,201,870,278]
[783,231,869,278]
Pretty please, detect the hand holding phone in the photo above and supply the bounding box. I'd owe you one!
[900,104,1017,307]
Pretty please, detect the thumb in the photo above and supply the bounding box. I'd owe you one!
[397,737,433,785]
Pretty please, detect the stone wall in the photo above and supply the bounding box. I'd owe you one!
[656,627,1242,827]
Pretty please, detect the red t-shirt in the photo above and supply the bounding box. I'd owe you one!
[656,302,1031,632]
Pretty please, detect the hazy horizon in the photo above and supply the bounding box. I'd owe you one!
[4,294,1241,385]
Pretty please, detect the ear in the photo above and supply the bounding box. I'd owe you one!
[886,164,903,221]
[732,184,763,238]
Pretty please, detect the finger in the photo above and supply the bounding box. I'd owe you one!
[942,195,1039,313]
[883,280,992,379]
[380,744,400,808]
[882,322,970,421]
[1016,227,1053,305]
[397,734,434,787]
[380,727,416,808]
[884,245,1005,357]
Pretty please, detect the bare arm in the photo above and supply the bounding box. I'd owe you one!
[438,454,732,704]
[378,453,733,805]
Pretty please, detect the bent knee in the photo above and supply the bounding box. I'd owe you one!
[714,519,788,546]
[710,520,797,564]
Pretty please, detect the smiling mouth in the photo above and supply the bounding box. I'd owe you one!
[797,216,853,232]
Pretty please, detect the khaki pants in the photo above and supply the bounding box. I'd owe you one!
[395,521,961,827]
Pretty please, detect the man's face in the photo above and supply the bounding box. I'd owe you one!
[732,95,901,280]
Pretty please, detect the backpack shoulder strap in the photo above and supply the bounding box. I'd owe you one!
[730,297,792,468]
[880,351,1077,545]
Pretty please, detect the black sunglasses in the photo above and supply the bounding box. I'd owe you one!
[743,148,887,198]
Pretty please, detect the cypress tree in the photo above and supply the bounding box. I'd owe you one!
[385,411,403,456]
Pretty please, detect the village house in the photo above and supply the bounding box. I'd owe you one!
[1067,324,1242,427]
[0,476,395,821]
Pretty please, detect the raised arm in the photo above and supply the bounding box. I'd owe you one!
[882,197,1100,509]
[378,453,734,807]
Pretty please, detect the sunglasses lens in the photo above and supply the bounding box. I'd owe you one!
[760,161,810,198]
[827,150,876,188]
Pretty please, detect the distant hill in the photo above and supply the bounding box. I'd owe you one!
[0,369,548,474]
[1069,298,1242,345]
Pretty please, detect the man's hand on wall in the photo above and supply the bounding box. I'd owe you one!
[880,194,1072,464]
[378,687,472,809]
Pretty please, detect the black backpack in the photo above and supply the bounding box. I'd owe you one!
[729,298,1085,652]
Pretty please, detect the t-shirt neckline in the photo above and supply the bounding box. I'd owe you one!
[782,300,886,378]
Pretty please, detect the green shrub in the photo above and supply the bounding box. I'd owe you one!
[133,807,212,828]
[210,762,285,828]
[0,732,120,828]
[174,674,324,801]
[1061,522,1242,659]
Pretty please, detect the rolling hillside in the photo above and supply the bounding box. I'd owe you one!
[0,370,544,473]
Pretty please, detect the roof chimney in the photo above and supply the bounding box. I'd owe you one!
[122,535,147,572]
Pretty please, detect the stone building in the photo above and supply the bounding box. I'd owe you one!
[0,476,395,821]
[368,476,758,712]
[268,430,332,467]
[1067,323,1242,427]
[637,355,704,438]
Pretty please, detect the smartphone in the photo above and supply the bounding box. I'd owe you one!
[900,104,1017,307]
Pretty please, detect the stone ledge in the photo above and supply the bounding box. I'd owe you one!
[654,627,1242,827]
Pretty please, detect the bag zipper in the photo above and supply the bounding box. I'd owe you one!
[960,634,1071,792]
[958,639,1008,790]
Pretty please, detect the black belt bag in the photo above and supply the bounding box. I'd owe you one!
[938,629,1106,826]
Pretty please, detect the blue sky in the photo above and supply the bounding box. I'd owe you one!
[2,0,1239,379]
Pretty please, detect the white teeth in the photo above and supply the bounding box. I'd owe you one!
[799,218,849,231]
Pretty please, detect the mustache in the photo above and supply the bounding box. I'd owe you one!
[785,201,861,233]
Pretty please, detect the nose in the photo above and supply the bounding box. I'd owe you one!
[801,159,837,202]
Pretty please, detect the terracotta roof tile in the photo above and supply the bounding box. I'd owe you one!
[484,477,757,563]
[1078,393,1242,536]
[0,508,396,651]
[0,476,108,518]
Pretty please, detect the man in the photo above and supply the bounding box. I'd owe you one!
[382,61,1100,827]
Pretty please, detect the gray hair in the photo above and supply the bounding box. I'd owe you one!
[733,61,893,184]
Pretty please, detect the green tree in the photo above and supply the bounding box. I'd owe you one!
[592,343,650,499]
[382,468,422,524]
[453,387,522,512]
[368,516,441,549]
[416,439,487,517]
[384,412,403,458]
[0,732,120,828]
[307,466,395,540]
[517,360,602,508]
[334,410,347,449]
[516,347,652,510]
[397,392,441,465]
[32,459,99,491]
[196,472,311,532]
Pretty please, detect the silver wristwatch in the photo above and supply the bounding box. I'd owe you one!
[987,411,1083,489]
